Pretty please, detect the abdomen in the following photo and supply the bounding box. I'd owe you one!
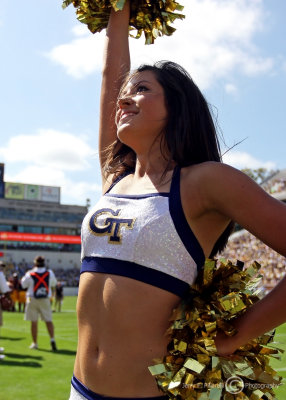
[74,271,181,396]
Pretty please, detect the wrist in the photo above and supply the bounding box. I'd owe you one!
[110,0,130,17]
[215,330,239,356]
[108,3,130,34]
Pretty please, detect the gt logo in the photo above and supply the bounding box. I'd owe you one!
[89,208,135,244]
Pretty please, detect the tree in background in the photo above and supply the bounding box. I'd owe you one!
[241,168,278,185]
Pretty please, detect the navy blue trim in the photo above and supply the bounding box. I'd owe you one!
[81,257,190,298]
[169,166,205,269]
[105,171,133,194]
[105,193,169,199]
[71,375,168,400]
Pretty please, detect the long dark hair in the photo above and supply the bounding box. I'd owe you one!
[103,61,233,255]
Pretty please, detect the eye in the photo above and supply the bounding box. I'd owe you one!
[136,85,148,93]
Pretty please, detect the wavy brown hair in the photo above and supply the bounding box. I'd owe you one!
[103,61,234,255]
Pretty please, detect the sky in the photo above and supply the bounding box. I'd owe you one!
[0,0,286,206]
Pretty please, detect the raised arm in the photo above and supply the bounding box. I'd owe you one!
[99,1,131,187]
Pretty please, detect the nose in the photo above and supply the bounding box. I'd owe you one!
[117,95,134,108]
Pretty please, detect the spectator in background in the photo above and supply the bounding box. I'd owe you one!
[5,262,80,288]
[21,256,58,351]
[54,282,64,312]
[18,280,26,313]
[10,273,26,312]
[9,273,21,312]
[0,261,11,360]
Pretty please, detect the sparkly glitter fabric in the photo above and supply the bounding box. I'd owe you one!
[69,385,86,400]
[81,193,200,288]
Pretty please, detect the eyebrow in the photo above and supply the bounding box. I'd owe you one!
[133,80,151,87]
[121,80,152,95]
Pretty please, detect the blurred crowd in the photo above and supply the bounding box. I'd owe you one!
[263,178,286,194]
[221,230,286,295]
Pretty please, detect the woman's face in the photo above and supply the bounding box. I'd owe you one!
[115,70,167,147]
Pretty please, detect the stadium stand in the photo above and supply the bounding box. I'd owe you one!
[0,162,87,273]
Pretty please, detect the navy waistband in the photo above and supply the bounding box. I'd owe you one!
[81,256,190,298]
[71,375,168,400]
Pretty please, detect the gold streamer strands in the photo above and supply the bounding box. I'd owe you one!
[62,0,185,44]
[148,259,283,399]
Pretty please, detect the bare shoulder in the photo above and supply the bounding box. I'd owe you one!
[183,161,245,182]
[181,160,284,223]
[178,162,235,220]
[182,161,261,199]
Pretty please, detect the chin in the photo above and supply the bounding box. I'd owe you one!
[117,126,134,145]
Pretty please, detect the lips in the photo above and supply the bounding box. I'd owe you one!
[119,111,137,122]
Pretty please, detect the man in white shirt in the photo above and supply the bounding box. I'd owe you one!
[0,261,10,360]
[21,256,57,351]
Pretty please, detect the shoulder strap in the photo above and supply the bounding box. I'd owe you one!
[105,170,133,194]
[169,166,205,269]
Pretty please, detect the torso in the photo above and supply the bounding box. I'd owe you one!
[74,163,230,396]
[74,273,179,396]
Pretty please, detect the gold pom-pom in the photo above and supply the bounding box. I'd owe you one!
[62,0,185,44]
[148,259,283,399]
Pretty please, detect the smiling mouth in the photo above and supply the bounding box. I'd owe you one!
[120,112,136,121]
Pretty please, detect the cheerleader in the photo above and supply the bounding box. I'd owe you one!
[69,2,286,399]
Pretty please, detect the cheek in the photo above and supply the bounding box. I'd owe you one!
[151,96,168,121]
[153,105,168,124]
[160,104,168,120]
[115,109,120,126]
[144,102,167,122]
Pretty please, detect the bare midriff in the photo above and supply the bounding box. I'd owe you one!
[73,271,181,397]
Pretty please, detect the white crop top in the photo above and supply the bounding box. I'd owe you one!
[80,166,205,297]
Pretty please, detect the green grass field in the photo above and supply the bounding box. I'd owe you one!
[0,297,77,400]
[0,297,286,400]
